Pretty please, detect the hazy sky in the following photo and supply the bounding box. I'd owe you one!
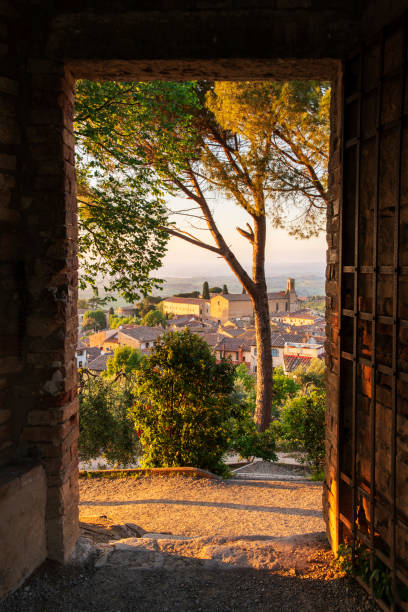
[159,195,327,276]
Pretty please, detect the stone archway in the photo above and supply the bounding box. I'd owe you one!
[1,2,408,604]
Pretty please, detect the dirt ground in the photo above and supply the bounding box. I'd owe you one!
[0,475,378,612]
[79,475,325,538]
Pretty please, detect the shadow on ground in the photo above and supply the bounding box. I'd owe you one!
[0,530,378,612]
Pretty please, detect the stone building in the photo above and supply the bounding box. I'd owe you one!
[210,279,301,323]
[2,1,408,606]
[161,297,210,319]
[117,327,163,351]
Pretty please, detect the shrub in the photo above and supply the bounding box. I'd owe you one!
[141,308,166,328]
[79,373,140,467]
[230,411,277,463]
[130,330,236,476]
[108,314,139,328]
[82,309,107,331]
[105,346,142,377]
[271,367,300,418]
[279,388,325,471]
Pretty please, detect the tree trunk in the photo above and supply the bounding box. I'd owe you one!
[250,214,273,432]
[252,295,273,431]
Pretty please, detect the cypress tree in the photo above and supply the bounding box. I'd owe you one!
[202,281,210,299]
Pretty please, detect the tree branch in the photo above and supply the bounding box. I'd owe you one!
[162,226,222,255]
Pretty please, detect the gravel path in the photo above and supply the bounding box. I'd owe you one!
[79,475,325,538]
[0,475,378,612]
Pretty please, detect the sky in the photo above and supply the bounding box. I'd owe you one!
[159,195,327,277]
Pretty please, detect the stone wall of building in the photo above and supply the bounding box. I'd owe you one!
[323,63,343,553]
[0,1,79,563]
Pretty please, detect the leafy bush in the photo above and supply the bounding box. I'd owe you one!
[82,309,107,331]
[230,412,277,463]
[336,542,397,604]
[234,364,256,413]
[271,367,299,418]
[141,309,166,328]
[279,388,325,471]
[130,330,236,476]
[79,372,140,467]
[291,357,325,390]
[105,346,142,377]
[108,314,139,328]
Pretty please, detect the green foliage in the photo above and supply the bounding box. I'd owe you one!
[141,309,166,328]
[75,81,170,302]
[206,80,329,238]
[130,330,236,476]
[222,284,229,294]
[78,298,89,309]
[234,363,256,413]
[108,314,139,328]
[202,281,210,299]
[105,346,142,377]
[78,373,140,467]
[292,357,325,391]
[235,364,299,421]
[335,542,401,605]
[76,79,329,428]
[137,297,157,318]
[309,469,325,481]
[279,388,325,471]
[230,399,277,463]
[210,286,222,294]
[302,296,325,312]
[271,367,300,417]
[82,309,107,331]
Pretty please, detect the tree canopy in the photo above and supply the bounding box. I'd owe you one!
[75,79,329,429]
[82,309,107,331]
[141,309,166,328]
[105,346,142,377]
[75,80,328,302]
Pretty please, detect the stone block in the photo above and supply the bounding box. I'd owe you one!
[0,464,47,599]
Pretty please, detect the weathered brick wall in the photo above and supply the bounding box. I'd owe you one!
[0,2,22,465]
[323,64,343,552]
[18,59,79,561]
[0,1,79,562]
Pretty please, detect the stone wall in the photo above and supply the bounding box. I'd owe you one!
[0,464,47,599]
[322,61,343,553]
[0,2,79,563]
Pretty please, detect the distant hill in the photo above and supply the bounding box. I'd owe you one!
[79,272,325,308]
[153,275,325,299]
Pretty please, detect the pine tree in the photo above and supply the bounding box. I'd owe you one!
[222,284,228,294]
[76,80,328,431]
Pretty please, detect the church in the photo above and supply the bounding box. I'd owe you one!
[210,279,301,323]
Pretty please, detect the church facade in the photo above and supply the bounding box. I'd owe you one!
[210,279,301,323]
